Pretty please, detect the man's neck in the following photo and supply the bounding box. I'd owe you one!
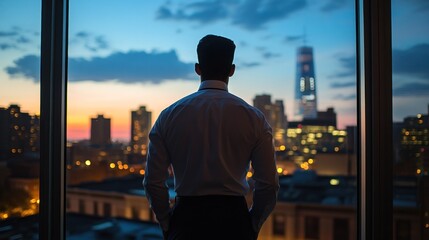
[201,78,228,84]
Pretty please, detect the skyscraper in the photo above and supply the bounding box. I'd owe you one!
[131,106,151,155]
[253,94,288,147]
[90,114,111,147]
[295,46,318,119]
[253,94,272,122]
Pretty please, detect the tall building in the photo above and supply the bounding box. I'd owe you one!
[0,104,39,160]
[253,95,288,148]
[395,105,429,176]
[90,114,111,147]
[253,94,272,122]
[131,106,152,155]
[294,46,318,119]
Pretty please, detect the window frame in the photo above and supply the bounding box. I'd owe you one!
[38,0,393,239]
[39,0,68,239]
[357,0,393,239]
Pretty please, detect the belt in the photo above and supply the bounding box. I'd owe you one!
[175,195,246,205]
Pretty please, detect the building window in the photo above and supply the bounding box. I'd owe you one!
[304,216,319,240]
[78,199,85,214]
[103,202,112,217]
[93,201,98,216]
[131,207,140,220]
[333,218,349,240]
[272,213,286,236]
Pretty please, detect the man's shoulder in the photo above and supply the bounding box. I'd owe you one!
[227,93,267,118]
[159,92,199,114]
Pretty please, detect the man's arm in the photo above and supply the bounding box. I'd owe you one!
[249,120,280,233]
[142,119,171,232]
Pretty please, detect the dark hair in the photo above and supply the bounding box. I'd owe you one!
[197,34,236,80]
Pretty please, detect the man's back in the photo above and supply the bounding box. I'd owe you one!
[155,80,270,196]
[143,34,279,240]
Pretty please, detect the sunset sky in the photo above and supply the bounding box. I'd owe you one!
[1,0,428,142]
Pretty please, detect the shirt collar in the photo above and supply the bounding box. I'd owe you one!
[198,80,228,92]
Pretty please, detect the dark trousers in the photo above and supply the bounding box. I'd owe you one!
[165,195,257,240]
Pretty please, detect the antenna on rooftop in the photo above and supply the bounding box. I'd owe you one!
[303,26,307,46]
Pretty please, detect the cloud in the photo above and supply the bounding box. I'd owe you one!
[255,46,281,59]
[393,82,429,97]
[156,0,232,23]
[394,0,429,11]
[284,35,304,43]
[330,81,355,88]
[0,28,37,51]
[16,36,31,44]
[5,55,40,81]
[157,0,307,30]
[76,31,90,38]
[232,0,307,30]
[332,93,356,100]
[0,43,17,50]
[329,55,355,78]
[0,31,19,37]
[70,31,110,52]
[262,52,281,59]
[392,43,429,79]
[320,0,349,12]
[5,50,194,84]
[240,62,261,68]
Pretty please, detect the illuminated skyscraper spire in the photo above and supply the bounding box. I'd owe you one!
[294,45,318,119]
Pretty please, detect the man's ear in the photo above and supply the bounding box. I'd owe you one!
[228,64,235,77]
[195,63,202,76]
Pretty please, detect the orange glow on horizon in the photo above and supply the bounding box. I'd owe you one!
[67,123,131,142]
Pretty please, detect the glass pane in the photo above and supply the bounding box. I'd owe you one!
[66,1,357,239]
[392,1,429,239]
[0,0,41,238]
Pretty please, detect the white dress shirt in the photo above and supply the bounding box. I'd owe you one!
[143,80,279,232]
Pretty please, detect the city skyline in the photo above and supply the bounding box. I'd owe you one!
[1,0,429,141]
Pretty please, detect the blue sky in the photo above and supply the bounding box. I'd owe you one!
[1,0,428,140]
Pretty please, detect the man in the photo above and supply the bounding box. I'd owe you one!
[143,34,279,240]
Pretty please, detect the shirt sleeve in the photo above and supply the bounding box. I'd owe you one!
[249,119,280,233]
[142,117,172,232]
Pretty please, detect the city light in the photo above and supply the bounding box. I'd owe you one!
[85,160,91,166]
[330,179,340,186]
[110,163,116,169]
